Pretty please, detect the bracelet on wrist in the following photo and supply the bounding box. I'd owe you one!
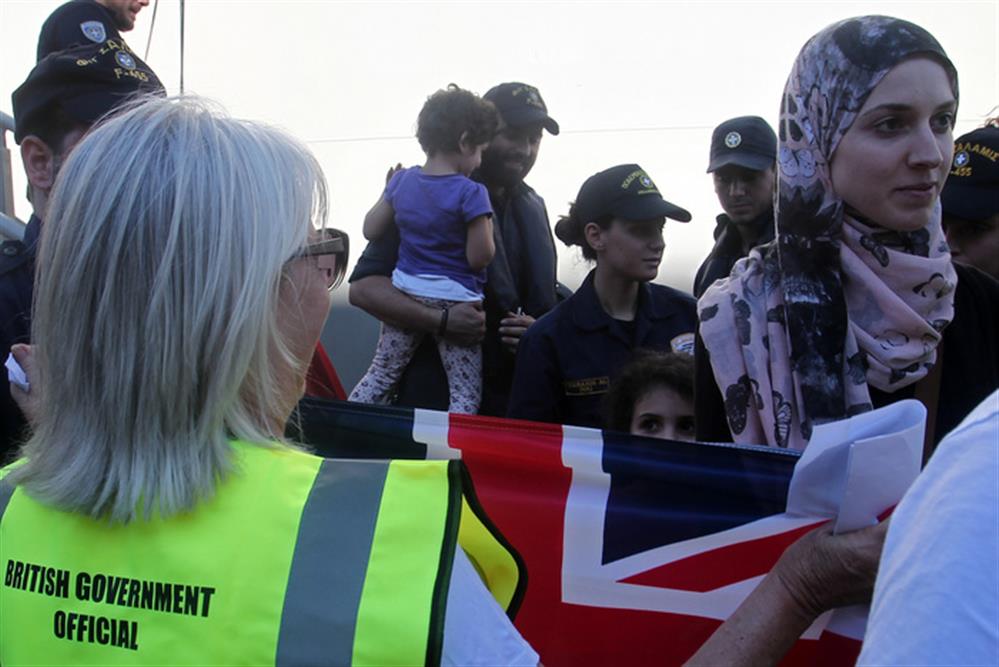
[437,307,449,337]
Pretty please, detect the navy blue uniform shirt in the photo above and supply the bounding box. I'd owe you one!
[37,0,125,61]
[0,215,40,462]
[508,270,697,428]
[692,210,775,299]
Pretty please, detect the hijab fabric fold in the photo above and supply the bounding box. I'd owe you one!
[698,16,958,449]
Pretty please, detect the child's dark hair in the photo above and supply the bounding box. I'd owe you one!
[554,202,613,260]
[604,350,694,432]
[417,84,499,155]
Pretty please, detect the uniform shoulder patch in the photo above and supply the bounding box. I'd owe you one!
[79,20,107,43]
[670,332,695,356]
[0,241,29,277]
[0,241,24,259]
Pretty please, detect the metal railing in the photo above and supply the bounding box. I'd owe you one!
[0,109,25,241]
[0,212,24,240]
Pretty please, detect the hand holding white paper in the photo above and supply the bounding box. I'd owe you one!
[6,352,29,392]
[785,399,927,641]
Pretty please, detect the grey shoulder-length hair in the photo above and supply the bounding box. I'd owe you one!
[10,95,328,523]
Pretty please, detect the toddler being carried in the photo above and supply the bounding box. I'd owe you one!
[349,85,499,413]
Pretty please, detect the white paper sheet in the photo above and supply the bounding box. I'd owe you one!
[5,352,29,392]
[785,399,927,640]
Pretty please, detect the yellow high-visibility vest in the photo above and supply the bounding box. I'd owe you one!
[0,441,468,666]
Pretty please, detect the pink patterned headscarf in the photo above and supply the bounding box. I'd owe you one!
[698,16,958,450]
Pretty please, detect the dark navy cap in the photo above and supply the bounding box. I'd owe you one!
[12,42,164,144]
[483,82,559,135]
[942,125,999,222]
[707,116,777,173]
[575,164,691,223]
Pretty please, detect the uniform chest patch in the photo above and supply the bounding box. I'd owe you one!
[563,376,609,396]
[116,51,137,69]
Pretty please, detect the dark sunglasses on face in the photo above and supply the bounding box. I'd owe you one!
[292,227,350,291]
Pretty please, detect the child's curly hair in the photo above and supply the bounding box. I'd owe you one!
[417,84,499,155]
[604,350,694,432]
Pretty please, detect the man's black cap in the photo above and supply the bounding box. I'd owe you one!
[942,126,999,222]
[707,116,777,173]
[12,42,164,144]
[483,82,559,135]
[576,164,691,223]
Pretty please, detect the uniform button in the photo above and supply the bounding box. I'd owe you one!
[2,245,19,257]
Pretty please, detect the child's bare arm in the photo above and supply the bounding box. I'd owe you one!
[363,197,395,241]
[465,215,495,271]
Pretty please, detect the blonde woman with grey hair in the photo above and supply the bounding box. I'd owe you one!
[0,96,538,666]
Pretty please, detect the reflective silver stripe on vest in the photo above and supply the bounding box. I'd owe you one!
[0,477,15,522]
[275,459,389,667]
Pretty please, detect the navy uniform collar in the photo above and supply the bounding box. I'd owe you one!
[714,209,775,251]
[477,178,534,212]
[0,214,42,275]
[23,214,42,250]
[569,269,676,336]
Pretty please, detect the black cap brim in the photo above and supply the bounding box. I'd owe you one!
[942,184,999,222]
[707,151,774,173]
[500,105,560,135]
[13,44,164,143]
[613,195,691,223]
[15,87,151,143]
[65,89,137,127]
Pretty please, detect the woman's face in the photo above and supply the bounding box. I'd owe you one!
[589,217,666,282]
[830,58,957,232]
[629,384,695,442]
[273,239,334,419]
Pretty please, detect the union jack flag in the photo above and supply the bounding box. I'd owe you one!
[295,398,923,666]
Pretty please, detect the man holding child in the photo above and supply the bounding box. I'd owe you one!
[348,81,561,416]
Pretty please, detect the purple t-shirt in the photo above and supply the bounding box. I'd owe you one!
[386,167,493,294]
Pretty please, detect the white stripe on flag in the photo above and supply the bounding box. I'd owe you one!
[413,408,462,460]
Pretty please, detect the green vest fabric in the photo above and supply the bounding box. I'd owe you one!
[0,441,461,666]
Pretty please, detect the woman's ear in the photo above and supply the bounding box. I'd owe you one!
[584,221,606,254]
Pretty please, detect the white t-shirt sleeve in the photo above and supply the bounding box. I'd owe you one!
[441,548,539,667]
[858,390,999,666]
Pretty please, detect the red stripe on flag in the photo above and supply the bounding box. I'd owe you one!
[446,415,576,661]
[620,519,827,592]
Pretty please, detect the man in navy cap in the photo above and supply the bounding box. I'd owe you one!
[942,123,999,281]
[693,116,777,298]
[38,0,151,61]
[0,43,163,459]
[349,82,562,416]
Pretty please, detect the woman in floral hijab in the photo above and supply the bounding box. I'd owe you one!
[697,16,999,451]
